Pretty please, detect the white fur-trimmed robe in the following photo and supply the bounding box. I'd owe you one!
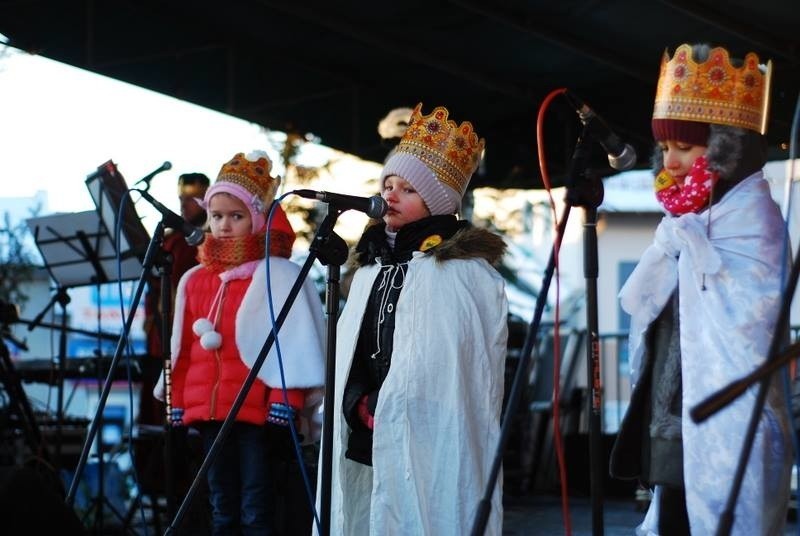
[322,250,508,536]
[620,173,792,535]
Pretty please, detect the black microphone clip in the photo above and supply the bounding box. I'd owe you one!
[564,91,637,171]
[134,161,172,191]
[137,188,205,246]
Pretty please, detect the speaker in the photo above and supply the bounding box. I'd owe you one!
[0,465,85,535]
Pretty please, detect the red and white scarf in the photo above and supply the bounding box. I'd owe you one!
[655,155,719,216]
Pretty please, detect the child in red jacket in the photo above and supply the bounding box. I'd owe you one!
[157,150,325,534]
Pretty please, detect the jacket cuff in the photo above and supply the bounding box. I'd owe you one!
[267,387,305,410]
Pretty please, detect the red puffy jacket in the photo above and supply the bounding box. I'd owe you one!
[170,267,303,425]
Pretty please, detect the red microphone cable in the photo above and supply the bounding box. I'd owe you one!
[536,86,572,536]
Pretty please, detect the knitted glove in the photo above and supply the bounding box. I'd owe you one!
[265,403,302,461]
[169,407,185,427]
[357,392,378,430]
[266,402,296,427]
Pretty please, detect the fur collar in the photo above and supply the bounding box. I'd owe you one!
[349,219,506,268]
[429,226,506,265]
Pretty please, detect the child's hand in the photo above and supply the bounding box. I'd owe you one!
[357,393,377,430]
[266,402,296,427]
[265,402,303,460]
[170,407,185,427]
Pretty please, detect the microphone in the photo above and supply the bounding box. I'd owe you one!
[565,91,637,171]
[134,161,172,189]
[137,189,205,246]
[293,189,388,219]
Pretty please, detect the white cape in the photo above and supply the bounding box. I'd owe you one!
[620,173,792,535]
[322,251,508,535]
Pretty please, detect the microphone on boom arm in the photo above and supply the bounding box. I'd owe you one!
[137,188,205,246]
[292,189,388,219]
[134,161,172,190]
[564,91,637,171]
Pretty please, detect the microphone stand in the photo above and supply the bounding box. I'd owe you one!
[472,127,606,536]
[689,229,800,536]
[166,206,349,535]
[26,286,71,466]
[470,204,571,536]
[316,208,350,536]
[65,221,167,507]
[565,133,606,536]
[154,238,178,521]
[0,324,50,467]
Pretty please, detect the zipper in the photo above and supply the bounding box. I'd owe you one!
[210,349,221,419]
[209,281,226,420]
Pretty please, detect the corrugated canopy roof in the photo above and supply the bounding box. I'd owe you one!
[1,0,798,189]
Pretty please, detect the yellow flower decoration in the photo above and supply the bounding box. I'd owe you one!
[420,234,443,252]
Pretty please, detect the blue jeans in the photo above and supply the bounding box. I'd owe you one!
[201,422,272,536]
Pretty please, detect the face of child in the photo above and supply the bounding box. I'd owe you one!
[658,140,707,187]
[208,193,252,239]
[382,175,431,232]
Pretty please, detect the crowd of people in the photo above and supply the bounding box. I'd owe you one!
[135,41,794,536]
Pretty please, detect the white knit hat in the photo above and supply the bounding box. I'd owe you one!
[380,152,461,215]
[379,103,484,216]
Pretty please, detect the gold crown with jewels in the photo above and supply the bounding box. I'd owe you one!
[394,103,485,196]
[216,151,279,207]
[653,43,772,134]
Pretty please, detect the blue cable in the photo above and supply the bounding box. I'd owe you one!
[264,193,322,532]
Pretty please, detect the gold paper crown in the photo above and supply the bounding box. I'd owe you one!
[216,151,279,207]
[653,44,772,134]
[394,103,485,196]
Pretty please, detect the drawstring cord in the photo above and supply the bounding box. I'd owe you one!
[371,262,408,359]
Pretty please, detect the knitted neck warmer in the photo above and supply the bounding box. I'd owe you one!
[197,231,266,273]
[655,155,719,216]
[355,214,468,265]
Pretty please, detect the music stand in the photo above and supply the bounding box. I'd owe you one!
[26,209,138,531]
[85,159,149,267]
[63,160,177,534]
[85,160,152,532]
[27,210,144,287]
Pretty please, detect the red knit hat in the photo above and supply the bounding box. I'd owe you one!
[651,118,710,146]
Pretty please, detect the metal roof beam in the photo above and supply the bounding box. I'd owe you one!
[449,0,653,83]
[657,0,798,63]
[259,0,532,101]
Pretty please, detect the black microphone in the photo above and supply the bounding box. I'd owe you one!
[137,189,205,246]
[134,161,172,189]
[565,91,637,171]
[293,189,388,219]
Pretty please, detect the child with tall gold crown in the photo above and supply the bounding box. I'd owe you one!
[155,150,326,534]
[323,104,508,535]
[610,44,793,535]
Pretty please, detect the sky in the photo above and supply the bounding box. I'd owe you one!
[0,41,356,231]
[0,41,386,420]
[0,39,385,342]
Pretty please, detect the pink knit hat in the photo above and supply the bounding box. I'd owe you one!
[200,150,280,233]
